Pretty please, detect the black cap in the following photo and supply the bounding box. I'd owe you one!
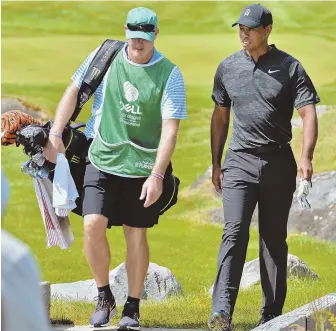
[232,4,273,28]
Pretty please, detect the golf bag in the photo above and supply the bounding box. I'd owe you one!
[16,120,89,216]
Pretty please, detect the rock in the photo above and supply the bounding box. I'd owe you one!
[110,263,183,304]
[189,165,212,191]
[208,253,317,294]
[238,258,262,289]
[189,165,223,200]
[252,171,336,220]
[291,105,334,128]
[1,97,48,121]
[286,254,318,279]
[252,171,336,242]
[40,281,51,320]
[208,208,224,225]
[207,171,336,242]
[51,262,183,305]
[291,171,336,213]
[285,203,336,242]
[251,293,336,331]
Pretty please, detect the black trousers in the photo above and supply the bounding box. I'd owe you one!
[212,145,297,317]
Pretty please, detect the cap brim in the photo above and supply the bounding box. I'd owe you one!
[232,18,261,28]
[126,30,155,42]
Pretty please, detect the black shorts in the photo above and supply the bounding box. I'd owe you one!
[82,163,178,228]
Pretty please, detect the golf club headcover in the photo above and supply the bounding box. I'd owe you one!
[1,110,42,146]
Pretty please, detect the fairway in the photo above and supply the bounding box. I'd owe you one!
[2,33,336,88]
[1,1,336,330]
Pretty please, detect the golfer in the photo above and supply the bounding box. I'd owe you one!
[208,4,319,330]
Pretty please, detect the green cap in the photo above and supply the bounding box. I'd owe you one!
[125,7,158,42]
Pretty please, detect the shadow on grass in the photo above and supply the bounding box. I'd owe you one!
[141,322,208,329]
[50,318,74,326]
[141,321,257,331]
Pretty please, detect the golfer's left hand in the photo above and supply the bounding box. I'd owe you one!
[298,157,313,181]
[140,176,163,208]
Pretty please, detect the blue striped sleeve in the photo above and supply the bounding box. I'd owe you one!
[161,66,187,120]
[71,47,100,88]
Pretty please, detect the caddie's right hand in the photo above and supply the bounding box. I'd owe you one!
[43,134,65,164]
[212,164,223,194]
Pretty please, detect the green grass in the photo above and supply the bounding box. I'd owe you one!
[292,107,336,172]
[49,236,336,329]
[2,2,336,37]
[2,1,336,330]
[3,144,335,329]
[2,32,336,89]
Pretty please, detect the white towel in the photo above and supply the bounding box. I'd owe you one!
[33,177,74,249]
[53,153,79,217]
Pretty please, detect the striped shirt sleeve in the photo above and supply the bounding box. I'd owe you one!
[71,47,100,88]
[161,66,187,120]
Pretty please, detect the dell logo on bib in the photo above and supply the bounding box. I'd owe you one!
[120,101,142,115]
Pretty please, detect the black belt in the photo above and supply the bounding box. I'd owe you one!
[236,142,290,155]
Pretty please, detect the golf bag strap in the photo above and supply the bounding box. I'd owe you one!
[70,39,125,122]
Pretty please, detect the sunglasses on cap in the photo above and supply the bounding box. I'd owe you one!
[126,23,156,33]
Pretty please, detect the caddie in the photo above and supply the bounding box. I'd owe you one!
[43,7,186,329]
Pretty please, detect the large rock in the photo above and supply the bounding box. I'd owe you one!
[1,97,48,120]
[251,293,336,331]
[51,262,183,305]
[207,172,336,242]
[252,172,336,242]
[208,253,317,294]
[190,165,212,191]
[291,105,334,128]
[40,281,51,320]
[285,203,336,242]
[285,171,335,215]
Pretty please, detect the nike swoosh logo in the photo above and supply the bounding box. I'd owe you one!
[268,69,280,74]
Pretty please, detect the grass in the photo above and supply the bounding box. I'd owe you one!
[2,33,336,88]
[2,2,336,37]
[49,235,336,329]
[1,1,336,330]
[292,108,336,172]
